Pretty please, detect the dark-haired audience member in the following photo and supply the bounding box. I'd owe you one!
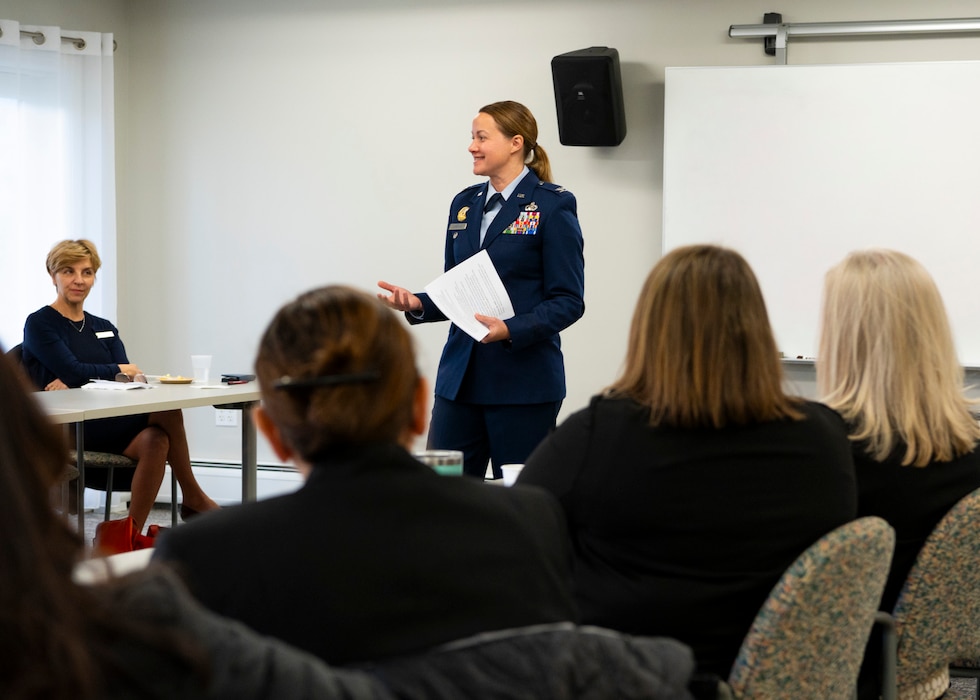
[153,285,577,665]
[518,244,857,678]
[0,347,389,700]
[818,249,980,699]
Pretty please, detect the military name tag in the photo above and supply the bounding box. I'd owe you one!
[449,223,467,231]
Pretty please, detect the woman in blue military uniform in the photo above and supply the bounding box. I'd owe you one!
[379,100,585,479]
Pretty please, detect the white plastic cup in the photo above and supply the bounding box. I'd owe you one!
[414,450,464,476]
[191,355,212,383]
[501,463,524,486]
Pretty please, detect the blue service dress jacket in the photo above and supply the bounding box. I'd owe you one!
[410,170,585,405]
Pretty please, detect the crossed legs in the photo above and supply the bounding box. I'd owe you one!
[122,409,218,531]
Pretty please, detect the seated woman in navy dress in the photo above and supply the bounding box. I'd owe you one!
[22,239,217,533]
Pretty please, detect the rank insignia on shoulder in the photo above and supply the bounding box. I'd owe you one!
[555,186,566,193]
[525,202,538,212]
[457,206,469,222]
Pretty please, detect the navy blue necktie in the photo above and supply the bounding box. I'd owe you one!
[484,192,504,213]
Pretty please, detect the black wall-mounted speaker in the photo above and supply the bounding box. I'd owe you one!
[551,47,627,147]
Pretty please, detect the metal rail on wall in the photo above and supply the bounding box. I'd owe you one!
[729,15,980,64]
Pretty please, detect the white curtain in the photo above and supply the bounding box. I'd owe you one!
[0,19,115,351]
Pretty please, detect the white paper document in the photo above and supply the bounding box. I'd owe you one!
[82,379,153,391]
[423,250,515,342]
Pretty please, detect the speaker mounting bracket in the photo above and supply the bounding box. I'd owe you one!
[763,12,786,63]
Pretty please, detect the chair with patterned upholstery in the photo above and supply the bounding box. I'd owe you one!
[727,516,895,700]
[66,447,142,522]
[877,487,980,700]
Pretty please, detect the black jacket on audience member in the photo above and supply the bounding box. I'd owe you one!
[519,395,858,678]
[100,567,391,700]
[153,442,577,666]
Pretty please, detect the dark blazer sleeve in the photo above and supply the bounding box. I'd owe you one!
[410,291,446,324]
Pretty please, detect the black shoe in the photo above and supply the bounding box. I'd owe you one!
[180,503,205,521]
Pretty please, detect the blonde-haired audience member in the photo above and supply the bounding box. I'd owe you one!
[818,249,980,698]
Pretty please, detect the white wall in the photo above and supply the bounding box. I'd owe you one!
[9,0,980,468]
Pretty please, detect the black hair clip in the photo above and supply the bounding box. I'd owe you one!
[273,370,381,391]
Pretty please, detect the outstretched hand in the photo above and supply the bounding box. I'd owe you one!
[475,313,511,344]
[377,281,422,313]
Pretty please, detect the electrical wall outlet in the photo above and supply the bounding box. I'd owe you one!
[215,409,239,427]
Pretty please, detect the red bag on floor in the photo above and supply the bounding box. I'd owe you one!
[93,516,163,556]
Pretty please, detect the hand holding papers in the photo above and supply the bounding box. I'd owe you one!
[423,250,515,342]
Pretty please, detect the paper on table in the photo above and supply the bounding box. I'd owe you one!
[82,379,153,390]
[423,250,515,342]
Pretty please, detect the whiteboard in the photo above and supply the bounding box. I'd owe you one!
[663,62,980,367]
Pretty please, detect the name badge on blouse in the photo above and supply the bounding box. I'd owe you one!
[96,331,114,339]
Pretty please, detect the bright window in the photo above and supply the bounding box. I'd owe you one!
[0,20,115,351]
